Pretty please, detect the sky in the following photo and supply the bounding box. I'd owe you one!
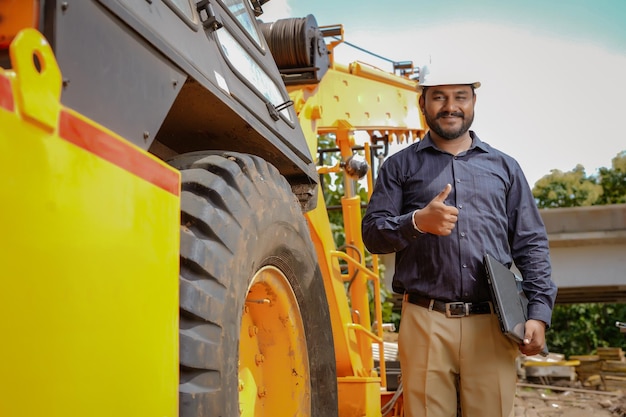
[261,0,626,187]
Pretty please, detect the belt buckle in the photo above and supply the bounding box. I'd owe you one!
[445,302,469,318]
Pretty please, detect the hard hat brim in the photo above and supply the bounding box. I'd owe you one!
[417,81,481,92]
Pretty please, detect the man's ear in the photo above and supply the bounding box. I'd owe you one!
[419,94,425,111]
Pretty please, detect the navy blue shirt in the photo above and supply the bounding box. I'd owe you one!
[362,132,557,326]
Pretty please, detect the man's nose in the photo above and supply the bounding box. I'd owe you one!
[442,100,458,113]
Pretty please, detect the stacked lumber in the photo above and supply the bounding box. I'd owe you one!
[571,347,626,391]
[570,355,602,386]
[597,347,625,361]
[599,347,626,391]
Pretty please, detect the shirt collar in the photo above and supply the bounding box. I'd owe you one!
[416,131,490,154]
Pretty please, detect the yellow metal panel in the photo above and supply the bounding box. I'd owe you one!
[0,30,180,417]
[338,376,383,417]
[305,190,361,377]
[293,65,425,134]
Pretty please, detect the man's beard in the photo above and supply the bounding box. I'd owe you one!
[424,110,474,140]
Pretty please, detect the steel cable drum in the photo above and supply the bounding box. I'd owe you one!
[260,16,313,68]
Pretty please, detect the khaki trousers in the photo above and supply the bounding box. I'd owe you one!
[398,300,518,417]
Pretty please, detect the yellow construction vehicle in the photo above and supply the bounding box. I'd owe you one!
[0,2,425,416]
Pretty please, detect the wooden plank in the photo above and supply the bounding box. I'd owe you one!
[517,382,623,396]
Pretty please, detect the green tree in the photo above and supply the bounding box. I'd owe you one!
[533,164,603,208]
[547,303,626,358]
[533,150,626,208]
[595,150,626,205]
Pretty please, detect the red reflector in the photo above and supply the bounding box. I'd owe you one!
[0,74,14,111]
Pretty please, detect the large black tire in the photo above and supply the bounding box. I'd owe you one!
[169,152,338,417]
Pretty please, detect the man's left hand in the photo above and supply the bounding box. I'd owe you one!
[519,319,547,356]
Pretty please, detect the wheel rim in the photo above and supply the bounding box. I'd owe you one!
[238,265,310,417]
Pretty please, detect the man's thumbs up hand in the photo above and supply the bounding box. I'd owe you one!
[413,184,459,236]
[434,183,452,203]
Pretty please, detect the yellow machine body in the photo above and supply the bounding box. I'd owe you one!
[0,30,181,417]
[1,8,426,416]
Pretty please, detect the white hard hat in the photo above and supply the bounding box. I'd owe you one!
[417,65,481,92]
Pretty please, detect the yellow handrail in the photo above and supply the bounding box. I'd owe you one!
[330,250,387,388]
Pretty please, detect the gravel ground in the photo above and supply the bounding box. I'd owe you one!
[514,384,625,417]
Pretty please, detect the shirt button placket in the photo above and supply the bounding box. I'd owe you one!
[455,169,470,298]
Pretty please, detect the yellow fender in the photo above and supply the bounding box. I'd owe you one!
[0,29,181,417]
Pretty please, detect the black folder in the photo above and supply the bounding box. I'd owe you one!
[484,253,548,356]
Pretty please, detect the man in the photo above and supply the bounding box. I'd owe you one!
[361,66,558,417]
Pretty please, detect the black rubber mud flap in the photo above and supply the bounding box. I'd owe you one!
[168,151,338,417]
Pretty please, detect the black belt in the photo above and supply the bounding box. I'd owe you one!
[406,293,492,318]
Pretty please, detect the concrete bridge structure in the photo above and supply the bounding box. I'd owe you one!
[541,204,626,304]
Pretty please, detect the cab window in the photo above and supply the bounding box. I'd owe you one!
[221,0,262,46]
